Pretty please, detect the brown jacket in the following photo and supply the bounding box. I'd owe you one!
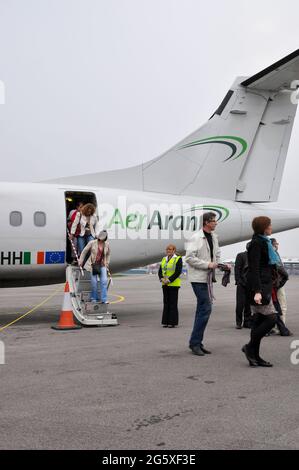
[79,239,110,273]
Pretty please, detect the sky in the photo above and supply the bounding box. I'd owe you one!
[0,0,299,259]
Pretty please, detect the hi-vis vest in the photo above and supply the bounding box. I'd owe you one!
[161,255,181,287]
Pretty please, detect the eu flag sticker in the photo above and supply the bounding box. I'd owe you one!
[45,251,65,264]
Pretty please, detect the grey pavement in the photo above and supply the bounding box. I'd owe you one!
[0,275,298,450]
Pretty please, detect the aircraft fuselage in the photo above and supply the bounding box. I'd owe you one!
[0,182,298,287]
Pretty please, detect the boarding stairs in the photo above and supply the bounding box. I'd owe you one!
[66,265,118,327]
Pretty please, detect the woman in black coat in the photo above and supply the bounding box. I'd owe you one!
[242,216,278,367]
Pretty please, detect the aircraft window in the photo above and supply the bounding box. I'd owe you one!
[10,211,22,226]
[34,211,46,227]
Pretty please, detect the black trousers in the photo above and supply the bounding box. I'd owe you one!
[247,313,276,359]
[236,284,251,326]
[273,300,291,335]
[162,286,179,326]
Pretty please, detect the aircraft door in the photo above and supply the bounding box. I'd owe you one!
[64,191,98,263]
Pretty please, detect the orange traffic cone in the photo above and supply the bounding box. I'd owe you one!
[52,282,82,330]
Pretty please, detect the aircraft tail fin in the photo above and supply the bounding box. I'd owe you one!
[46,50,299,203]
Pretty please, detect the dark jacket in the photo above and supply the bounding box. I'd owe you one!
[246,235,275,305]
[275,265,289,289]
[234,251,248,287]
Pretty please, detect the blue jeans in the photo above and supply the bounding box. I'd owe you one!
[189,283,212,348]
[90,266,108,302]
[77,235,94,256]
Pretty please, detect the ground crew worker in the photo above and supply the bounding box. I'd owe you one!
[158,244,182,328]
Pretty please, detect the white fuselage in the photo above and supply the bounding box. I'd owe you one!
[0,182,298,287]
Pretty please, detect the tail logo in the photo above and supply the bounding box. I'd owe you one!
[177,135,247,162]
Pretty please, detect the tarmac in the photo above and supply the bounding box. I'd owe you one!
[0,274,298,450]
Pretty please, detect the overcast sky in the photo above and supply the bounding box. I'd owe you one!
[0,0,299,258]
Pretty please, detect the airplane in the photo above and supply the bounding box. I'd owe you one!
[1,48,299,288]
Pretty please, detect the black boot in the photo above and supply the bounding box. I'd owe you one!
[256,357,273,367]
[254,341,273,367]
[241,344,259,367]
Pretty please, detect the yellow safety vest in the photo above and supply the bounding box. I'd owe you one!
[161,255,181,287]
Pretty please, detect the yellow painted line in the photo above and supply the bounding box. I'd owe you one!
[110,294,125,304]
[0,289,125,332]
[0,286,63,333]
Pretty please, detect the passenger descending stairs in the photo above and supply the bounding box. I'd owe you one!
[66,265,118,326]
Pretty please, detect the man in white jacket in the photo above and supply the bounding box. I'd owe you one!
[185,212,222,356]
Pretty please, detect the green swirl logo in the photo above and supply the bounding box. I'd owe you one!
[177,135,247,162]
[183,205,229,222]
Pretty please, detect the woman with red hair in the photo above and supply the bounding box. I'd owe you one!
[242,216,278,367]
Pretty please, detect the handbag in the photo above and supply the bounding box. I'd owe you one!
[251,287,271,306]
[92,263,101,275]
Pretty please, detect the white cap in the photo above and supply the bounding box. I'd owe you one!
[97,230,108,241]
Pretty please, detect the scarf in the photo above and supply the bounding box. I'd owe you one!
[258,235,280,265]
[95,241,104,265]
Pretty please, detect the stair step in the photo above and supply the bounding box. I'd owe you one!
[84,302,108,314]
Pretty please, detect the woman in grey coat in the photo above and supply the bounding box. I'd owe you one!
[79,230,110,303]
